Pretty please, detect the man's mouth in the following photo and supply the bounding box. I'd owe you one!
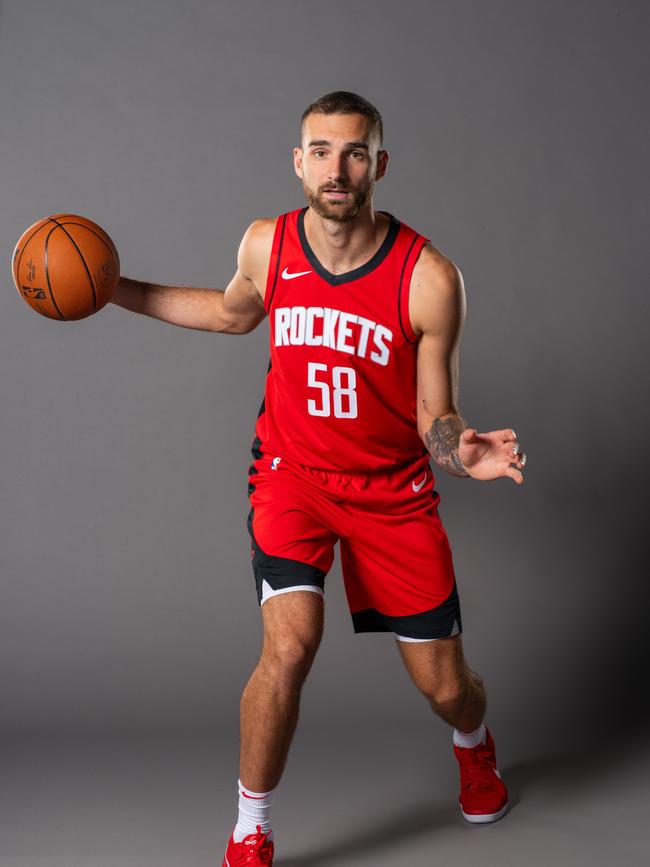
[323,188,349,199]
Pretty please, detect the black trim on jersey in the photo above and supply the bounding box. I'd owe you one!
[397,234,419,345]
[266,214,287,312]
[351,580,462,638]
[297,207,400,286]
[247,430,263,495]
[247,361,271,494]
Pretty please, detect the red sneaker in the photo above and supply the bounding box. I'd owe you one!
[453,727,509,823]
[222,824,274,866]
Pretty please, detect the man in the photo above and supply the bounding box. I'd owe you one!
[111,91,526,866]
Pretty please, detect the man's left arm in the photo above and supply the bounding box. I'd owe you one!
[410,244,526,485]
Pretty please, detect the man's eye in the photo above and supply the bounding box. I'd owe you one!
[350,151,365,159]
[313,150,327,158]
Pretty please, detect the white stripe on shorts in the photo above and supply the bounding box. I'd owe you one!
[260,579,324,605]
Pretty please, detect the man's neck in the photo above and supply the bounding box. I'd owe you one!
[304,205,389,275]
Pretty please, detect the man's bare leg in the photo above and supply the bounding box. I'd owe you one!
[397,633,508,823]
[239,589,324,792]
[396,634,485,730]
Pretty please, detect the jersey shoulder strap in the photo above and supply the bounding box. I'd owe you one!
[389,215,429,344]
[263,209,302,312]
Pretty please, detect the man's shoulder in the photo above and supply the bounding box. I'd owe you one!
[245,206,304,237]
[411,240,463,297]
[412,241,460,285]
[237,216,283,290]
[243,216,278,244]
[240,208,306,268]
[390,214,457,275]
[239,217,278,259]
[408,241,464,336]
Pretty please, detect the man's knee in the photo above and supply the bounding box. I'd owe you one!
[263,633,320,679]
[259,590,324,682]
[419,669,483,714]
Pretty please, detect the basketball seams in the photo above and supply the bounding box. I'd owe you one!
[53,219,118,263]
[48,217,99,311]
[43,225,67,320]
[13,218,54,292]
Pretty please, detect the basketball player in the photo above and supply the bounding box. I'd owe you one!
[111,92,526,866]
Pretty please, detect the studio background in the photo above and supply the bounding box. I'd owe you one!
[1,1,648,865]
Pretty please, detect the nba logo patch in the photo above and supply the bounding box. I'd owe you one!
[271,456,282,471]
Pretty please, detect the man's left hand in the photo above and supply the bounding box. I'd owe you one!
[458,428,526,485]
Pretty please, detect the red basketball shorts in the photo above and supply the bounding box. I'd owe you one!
[247,450,462,642]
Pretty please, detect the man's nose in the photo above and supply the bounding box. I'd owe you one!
[327,153,346,181]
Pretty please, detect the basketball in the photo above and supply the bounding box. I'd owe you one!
[12,214,120,320]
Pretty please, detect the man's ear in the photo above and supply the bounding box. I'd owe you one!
[375,149,389,181]
[293,147,304,180]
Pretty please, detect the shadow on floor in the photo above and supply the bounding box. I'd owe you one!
[276,800,461,867]
[276,733,648,867]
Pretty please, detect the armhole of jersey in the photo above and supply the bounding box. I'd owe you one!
[264,214,287,314]
[398,233,428,344]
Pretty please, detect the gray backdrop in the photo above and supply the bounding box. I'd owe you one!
[1,1,649,864]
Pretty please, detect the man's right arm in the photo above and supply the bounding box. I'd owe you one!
[109,219,275,334]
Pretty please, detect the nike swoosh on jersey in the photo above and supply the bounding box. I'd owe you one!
[412,471,428,492]
[281,267,312,280]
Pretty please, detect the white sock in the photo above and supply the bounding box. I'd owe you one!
[453,722,486,749]
[233,779,274,842]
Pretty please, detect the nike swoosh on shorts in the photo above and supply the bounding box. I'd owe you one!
[412,471,428,492]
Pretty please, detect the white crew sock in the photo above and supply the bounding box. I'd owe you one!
[453,722,486,749]
[233,779,275,842]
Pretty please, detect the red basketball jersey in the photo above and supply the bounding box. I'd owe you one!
[253,207,429,472]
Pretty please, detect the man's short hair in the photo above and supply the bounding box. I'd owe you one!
[301,91,384,146]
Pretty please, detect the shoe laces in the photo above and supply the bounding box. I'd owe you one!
[458,744,498,791]
[238,825,273,864]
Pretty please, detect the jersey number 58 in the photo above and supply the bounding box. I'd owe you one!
[307,362,358,419]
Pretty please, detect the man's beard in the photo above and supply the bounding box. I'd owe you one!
[303,182,372,223]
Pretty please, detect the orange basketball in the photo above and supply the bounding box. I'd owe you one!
[12,214,120,320]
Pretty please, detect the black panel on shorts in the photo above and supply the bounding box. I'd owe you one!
[247,507,326,606]
[351,580,462,639]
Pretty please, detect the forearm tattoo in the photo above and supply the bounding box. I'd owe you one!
[424,415,470,478]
